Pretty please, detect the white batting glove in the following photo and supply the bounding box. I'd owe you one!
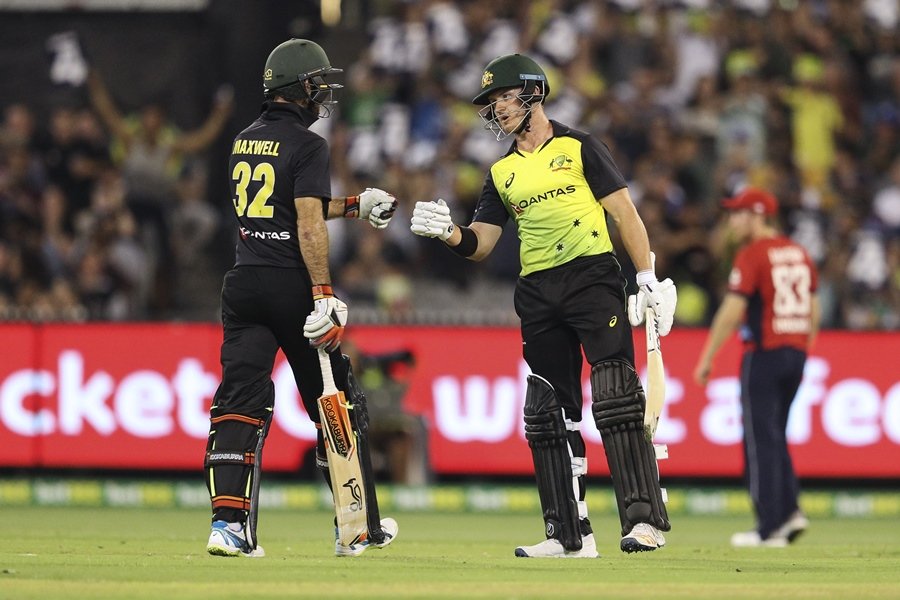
[358,187,397,229]
[410,198,454,241]
[303,286,348,352]
[628,273,677,336]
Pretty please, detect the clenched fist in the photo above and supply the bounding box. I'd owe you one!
[410,199,454,241]
[358,187,397,229]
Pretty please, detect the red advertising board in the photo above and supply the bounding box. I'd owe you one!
[1,324,898,478]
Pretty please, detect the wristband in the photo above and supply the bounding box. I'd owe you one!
[312,284,334,300]
[636,269,656,286]
[343,195,360,219]
[448,226,478,258]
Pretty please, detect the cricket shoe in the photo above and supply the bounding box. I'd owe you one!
[206,520,265,557]
[730,530,788,548]
[620,523,666,553]
[334,517,399,557]
[773,510,809,543]
[514,533,599,558]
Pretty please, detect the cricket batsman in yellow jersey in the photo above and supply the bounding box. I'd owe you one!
[411,53,678,557]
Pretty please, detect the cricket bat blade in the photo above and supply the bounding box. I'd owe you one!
[317,349,368,546]
[644,307,665,440]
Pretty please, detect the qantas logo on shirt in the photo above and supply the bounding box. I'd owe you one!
[239,227,291,241]
[511,185,577,214]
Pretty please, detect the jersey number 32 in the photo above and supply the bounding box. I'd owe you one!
[232,161,275,218]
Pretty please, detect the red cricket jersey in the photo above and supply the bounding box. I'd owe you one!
[728,236,818,351]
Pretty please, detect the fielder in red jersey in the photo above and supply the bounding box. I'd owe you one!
[694,187,820,548]
[730,236,818,352]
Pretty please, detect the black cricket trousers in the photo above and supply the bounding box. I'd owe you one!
[213,266,341,424]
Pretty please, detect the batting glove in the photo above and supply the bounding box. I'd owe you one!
[628,272,677,336]
[410,198,454,241]
[303,285,348,352]
[358,187,397,229]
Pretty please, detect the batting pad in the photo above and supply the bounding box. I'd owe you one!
[523,375,583,552]
[590,360,670,535]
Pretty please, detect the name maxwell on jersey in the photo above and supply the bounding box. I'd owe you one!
[231,139,281,156]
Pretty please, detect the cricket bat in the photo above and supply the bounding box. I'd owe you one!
[317,348,369,546]
[643,305,665,441]
[642,251,665,442]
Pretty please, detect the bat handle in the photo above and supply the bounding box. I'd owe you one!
[318,348,338,395]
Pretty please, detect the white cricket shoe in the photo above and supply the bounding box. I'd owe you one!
[773,510,809,543]
[730,530,788,548]
[207,520,265,558]
[620,523,666,553]
[335,517,399,557]
[514,533,599,558]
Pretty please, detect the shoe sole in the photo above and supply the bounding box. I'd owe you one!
[786,528,806,544]
[620,539,662,553]
[335,545,368,558]
[514,543,599,558]
[207,543,265,558]
[207,543,241,557]
[514,549,598,558]
[335,540,393,558]
[335,518,398,557]
[784,518,809,544]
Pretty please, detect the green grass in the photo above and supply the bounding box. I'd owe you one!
[3,507,899,599]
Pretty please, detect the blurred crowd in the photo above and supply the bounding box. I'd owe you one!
[324,0,900,330]
[0,70,232,321]
[1,0,898,330]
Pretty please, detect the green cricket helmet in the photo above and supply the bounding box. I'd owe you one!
[474,54,548,140]
[263,39,343,114]
[472,53,549,105]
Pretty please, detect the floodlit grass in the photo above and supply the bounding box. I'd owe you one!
[3,507,899,599]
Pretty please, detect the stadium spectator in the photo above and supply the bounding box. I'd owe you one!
[0,1,897,330]
[86,68,234,314]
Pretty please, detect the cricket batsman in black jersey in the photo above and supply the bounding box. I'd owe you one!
[411,54,677,557]
[204,39,398,558]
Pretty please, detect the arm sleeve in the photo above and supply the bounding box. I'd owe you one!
[581,135,627,200]
[728,246,759,297]
[471,170,509,227]
[293,137,332,200]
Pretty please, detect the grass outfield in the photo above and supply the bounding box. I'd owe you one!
[3,507,899,599]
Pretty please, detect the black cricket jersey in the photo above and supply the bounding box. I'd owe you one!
[472,120,627,276]
[228,102,331,269]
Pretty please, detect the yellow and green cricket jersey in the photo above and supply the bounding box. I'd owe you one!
[472,121,627,276]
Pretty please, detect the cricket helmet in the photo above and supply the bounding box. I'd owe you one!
[472,53,549,105]
[263,39,343,115]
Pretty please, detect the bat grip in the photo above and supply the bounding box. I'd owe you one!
[645,307,660,349]
[318,348,338,395]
